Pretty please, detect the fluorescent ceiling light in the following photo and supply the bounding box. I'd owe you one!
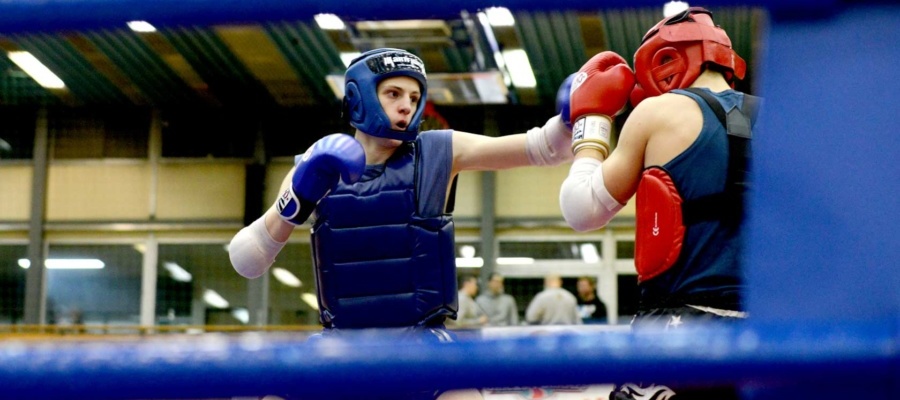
[272,267,302,288]
[133,243,146,254]
[127,20,157,33]
[203,289,229,309]
[314,13,345,30]
[501,49,536,88]
[7,51,65,89]
[580,244,600,263]
[325,74,345,99]
[663,1,690,17]
[45,259,105,269]
[355,19,449,31]
[459,245,476,259]
[492,52,512,87]
[301,293,320,311]
[456,257,484,268]
[339,52,361,68]
[231,308,250,324]
[455,257,535,267]
[163,262,193,282]
[18,258,104,269]
[485,7,515,27]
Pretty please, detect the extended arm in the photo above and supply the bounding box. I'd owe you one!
[450,115,571,173]
[559,52,649,231]
[450,77,575,174]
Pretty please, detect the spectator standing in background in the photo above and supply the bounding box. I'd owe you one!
[525,274,582,325]
[450,274,487,328]
[576,276,608,324]
[476,272,519,326]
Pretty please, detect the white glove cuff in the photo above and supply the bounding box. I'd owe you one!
[525,115,574,166]
[571,115,612,158]
[229,216,287,278]
[559,157,624,232]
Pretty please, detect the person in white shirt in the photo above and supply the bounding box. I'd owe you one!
[525,274,582,325]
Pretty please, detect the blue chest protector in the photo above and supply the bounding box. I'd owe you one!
[308,130,458,329]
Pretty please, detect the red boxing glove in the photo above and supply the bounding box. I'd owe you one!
[569,51,635,158]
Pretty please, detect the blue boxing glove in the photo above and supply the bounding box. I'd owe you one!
[276,133,366,225]
[556,73,576,129]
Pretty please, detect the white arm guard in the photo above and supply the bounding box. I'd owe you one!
[525,115,573,166]
[559,158,625,232]
[228,216,287,278]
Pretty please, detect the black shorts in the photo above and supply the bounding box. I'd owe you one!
[631,304,746,331]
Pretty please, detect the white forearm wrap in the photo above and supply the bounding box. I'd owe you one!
[229,216,287,278]
[571,115,612,158]
[559,157,624,232]
[525,115,573,166]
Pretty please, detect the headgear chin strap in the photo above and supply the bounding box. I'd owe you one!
[344,48,427,141]
[632,7,746,104]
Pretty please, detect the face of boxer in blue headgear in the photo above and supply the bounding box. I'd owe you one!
[344,48,427,141]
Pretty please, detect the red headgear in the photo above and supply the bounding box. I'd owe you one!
[631,7,746,106]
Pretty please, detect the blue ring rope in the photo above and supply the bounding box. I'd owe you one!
[0,322,895,399]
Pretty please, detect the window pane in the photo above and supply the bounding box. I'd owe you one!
[268,243,319,326]
[499,241,603,260]
[501,277,541,321]
[161,108,256,158]
[616,240,635,259]
[157,243,246,326]
[46,244,142,325]
[0,245,28,323]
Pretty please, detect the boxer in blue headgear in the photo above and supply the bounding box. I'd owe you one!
[231,43,575,355]
[344,48,427,141]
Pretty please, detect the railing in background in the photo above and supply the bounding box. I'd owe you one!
[0,324,321,338]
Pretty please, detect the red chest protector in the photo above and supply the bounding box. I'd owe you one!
[634,167,685,283]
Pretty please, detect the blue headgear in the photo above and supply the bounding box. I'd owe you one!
[344,48,427,141]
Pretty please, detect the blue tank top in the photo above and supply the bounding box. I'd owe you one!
[639,88,747,310]
[309,130,458,329]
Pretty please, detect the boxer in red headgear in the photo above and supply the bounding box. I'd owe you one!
[561,7,761,331]
[561,9,760,398]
